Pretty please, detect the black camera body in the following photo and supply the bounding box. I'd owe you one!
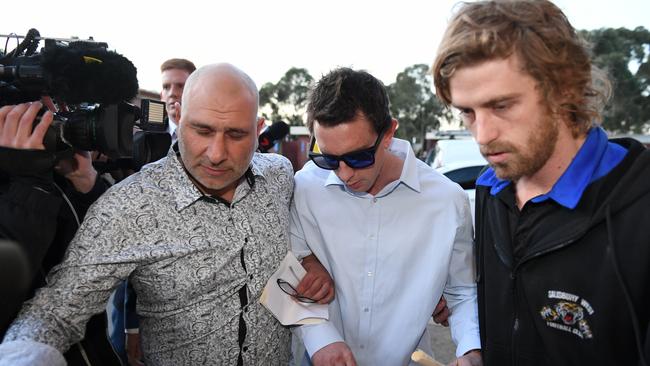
[1,29,170,171]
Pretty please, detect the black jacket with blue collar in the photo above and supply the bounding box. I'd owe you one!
[475,137,650,366]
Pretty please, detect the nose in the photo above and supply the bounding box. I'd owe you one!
[170,85,182,99]
[336,161,354,182]
[206,134,227,165]
[472,110,498,146]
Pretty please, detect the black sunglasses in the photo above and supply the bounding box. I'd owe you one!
[308,129,386,170]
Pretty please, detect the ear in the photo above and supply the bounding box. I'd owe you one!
[256,117,266,135]
[382,119,399,147]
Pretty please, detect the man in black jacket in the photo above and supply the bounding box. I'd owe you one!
[432,1,649,365]
[0,101,117,365]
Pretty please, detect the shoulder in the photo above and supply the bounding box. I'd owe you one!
[252,153,294,195]
[415,159,467,199]
[294,161,330,189]
[252,152,293,177]
[92,158,171,210]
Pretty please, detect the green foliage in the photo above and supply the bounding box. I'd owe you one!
[259,67,314,126]
[581,27,650,133]
[386,64,446,146]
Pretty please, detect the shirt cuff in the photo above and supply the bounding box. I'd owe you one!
[125,328,140,334]
[0,340,66,366]
[296,321,344,357]
[454,332,482,358]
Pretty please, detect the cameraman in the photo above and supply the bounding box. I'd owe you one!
[0,101,116,364]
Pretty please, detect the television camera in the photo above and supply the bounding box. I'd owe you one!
[0,28,170,172]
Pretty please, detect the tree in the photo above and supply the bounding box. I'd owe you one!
[387,64,447,148]
[259,67,314,126]
[581,27,650,133]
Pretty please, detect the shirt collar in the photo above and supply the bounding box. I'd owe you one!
[477,127,627,209]
[324,137,421,195]
[166,145,261,211]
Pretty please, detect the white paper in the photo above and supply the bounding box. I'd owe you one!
[259,251,329,326]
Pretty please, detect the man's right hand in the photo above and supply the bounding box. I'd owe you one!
[311,342,356,366]
[0,102,53,150]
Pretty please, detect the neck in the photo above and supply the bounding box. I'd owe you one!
[179,156,239,203]
[368,150,404,196]
[514,131,587,209]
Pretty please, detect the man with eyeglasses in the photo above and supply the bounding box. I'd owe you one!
[290,67,482,366]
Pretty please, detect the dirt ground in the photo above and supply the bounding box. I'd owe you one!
[427,319,456,364]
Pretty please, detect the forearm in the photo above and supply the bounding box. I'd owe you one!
[445,196,481,356]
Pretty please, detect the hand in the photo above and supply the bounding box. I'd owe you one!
[311,342,356,366]
[296,254,335,304]
[432,295,450,327]
[447,350,482,366]
[0,102,53,150]
[126,333,144,366]
[55,150,98,193]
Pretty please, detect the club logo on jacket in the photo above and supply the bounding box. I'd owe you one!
[540,290,594,339]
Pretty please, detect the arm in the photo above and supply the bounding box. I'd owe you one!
[0,191,138,364]
[443,197,481,360]
[289,198,349,362]
[0,104,61,274]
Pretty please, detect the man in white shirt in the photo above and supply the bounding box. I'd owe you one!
[290,68,482,366]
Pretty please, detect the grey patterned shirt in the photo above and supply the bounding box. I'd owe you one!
[4,148,294,365]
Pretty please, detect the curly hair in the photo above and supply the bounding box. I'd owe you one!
[432,0,610,136]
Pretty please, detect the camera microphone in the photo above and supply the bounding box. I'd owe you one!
[258,121,289,153]
[1,41,138,105]
[40,43,138,104]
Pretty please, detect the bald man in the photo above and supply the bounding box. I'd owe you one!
[0,64,330,365]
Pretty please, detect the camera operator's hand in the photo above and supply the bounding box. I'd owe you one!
[0,102,53,150]
[55,151,98,194]
[0,103,57,191]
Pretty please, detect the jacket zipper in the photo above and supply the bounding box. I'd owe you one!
[513,234,583,274]
[509,234,583,365]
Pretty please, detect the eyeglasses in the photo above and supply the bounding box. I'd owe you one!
[308,129,385,170]
[276,278,317,303]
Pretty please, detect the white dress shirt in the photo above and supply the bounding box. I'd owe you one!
[167,118,178,144]
[290,138,480,365]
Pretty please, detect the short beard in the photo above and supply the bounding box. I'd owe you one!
[486,115,559,182]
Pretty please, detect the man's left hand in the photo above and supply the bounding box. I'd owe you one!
[433,295,450,327]
[296,254,334,304]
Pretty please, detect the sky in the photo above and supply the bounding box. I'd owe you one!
[2,0,649,94]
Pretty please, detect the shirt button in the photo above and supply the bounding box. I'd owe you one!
[364,308,369,312]
[367,272,373,277]
[243,346,248,352]
[373,198,377,203]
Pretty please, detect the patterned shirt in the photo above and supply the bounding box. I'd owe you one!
[4,148,294,365]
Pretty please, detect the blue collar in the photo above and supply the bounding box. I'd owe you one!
[476,127,627,209]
